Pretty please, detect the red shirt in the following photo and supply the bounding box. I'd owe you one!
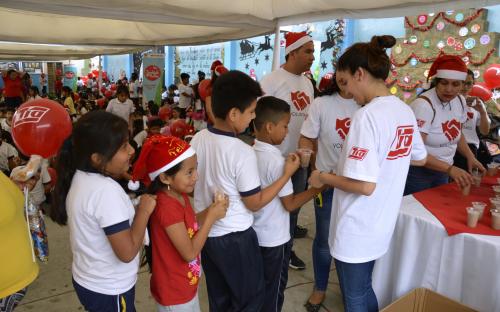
[3,75,22,98]
[150,192,200,306]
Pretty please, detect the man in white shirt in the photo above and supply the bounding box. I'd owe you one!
[178,73,194,112]
[260,31,315,270]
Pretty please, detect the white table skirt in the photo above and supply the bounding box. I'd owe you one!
[372,195,500,312]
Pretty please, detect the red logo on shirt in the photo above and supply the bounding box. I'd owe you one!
[335,118,351,141]
[466,112,474,121]
[348,147,368,160]
[145,65,161,81]
[442,119,461,141]
[290,91,310,111]
[417,119,425,128]
[12,106,49,127]
[387,125,414,160]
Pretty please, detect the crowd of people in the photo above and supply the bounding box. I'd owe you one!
[2,30,500,312]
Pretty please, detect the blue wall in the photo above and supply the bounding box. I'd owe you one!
[103,54,132,82]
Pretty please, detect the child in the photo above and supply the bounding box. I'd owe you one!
[62,86,77,119]
[26,86,41,102]
[190,70,300,311]
[0,128,18,175]
[253,96,323,311]
[0,107,14,134]
[106,85,135,130]
[178,73,193,113]
[50,111,156,311]
[130,135,228,311]
[133,118,164,148]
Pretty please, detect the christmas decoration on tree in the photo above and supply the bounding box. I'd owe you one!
[389,8,499,102]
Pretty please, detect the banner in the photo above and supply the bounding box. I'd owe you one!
[142,54,165,106]
[176,44,223,81]
[63,65,77,91]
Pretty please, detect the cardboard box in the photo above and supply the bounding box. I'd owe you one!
[382,288,477,312]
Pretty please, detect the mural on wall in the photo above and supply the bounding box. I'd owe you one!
[239,35,274,61]
[317,20,346,80]
[174,43,224,84]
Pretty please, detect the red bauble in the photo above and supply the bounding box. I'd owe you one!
[483,64,500,89]
[469,82,493,101]
[12,99,72,158]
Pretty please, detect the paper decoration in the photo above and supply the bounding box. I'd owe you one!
[403,92,412,99]
[423,40,430,48]
[464,38,476,49]
[394,45,402,54]
[462,56,470,64]
[471,24,481,33]
[429,13,435,17]
[473,70,480,79]
[459,27,468,37]
[454,41,464,51]
[437,40,445,49]
[410,58,418,66]
[390,86,398,94]
[417,15,428,25]
[403,75,411,83]
[446,10,454,15]
[409,35,418,44]
[455,13,464,22]
[447,37,456,46]
[424,70,430,78]
[480,34,491,45]
[436,22,445,31]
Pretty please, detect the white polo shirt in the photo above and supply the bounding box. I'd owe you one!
[300,93,359,172]
[329,95,427,263]
[106,98,134,122]
[178,84,193,109]
[252,140,294,247]
[411,88,467,165]
[0,141,17,172]
[260,68,314,156]
[67,170,138,295]
[191,128,261,237]
[462,100,489,148]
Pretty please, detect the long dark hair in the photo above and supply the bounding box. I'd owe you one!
[141,162,183,272]
[320,73,341,96]
[50,111,129,225]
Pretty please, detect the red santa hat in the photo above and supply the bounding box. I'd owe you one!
[214,65,229,77]
[318,73,334,92]
[210,60,223,71]
[128,135,195,190]
[427,54,468,81]
[285,31,313,56]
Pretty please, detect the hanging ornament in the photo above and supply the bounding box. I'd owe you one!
[417,15,428,25]
[428,12,435,17]
[471,24,481,33]
[446,10,454,15]
[410,58,418,67]
[473,70,480,79]
[403,75,411,83]
[394,45,402,54]
[462,56,470,63]
[455,13,464,22]
[424,69,430,78]
[423,40,430,48]
[403,92,412,100]
[403,39,408,44]
[464,38,476,50]
[480,34,491,45]
[390,86,398,94]
[436,40,445,49]
[409,35,418,44]
[454,41,464,51]
[447,37,456,46]
[459,27,468,37]
[436,21,445,31]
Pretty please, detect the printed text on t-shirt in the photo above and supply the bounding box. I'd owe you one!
[290,91,310,111]
[348,147,369,160]
[387,125,413,160]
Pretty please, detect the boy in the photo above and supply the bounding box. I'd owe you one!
[133,117,164,148]
[178,73,193,112]
[253,96,323,311]
[190,71,300,311]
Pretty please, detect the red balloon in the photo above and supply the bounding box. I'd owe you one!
[100,86,107,93]
[159,106,171,121]
[95,98,106,107]
[87,73,93,79]
[484,64,500,89]
[105,90,113,98]
[110,84,117,91]
[170,119,189,138]
[73,93,80,102]
[469,82,493,101]
[12,99,72,158]
[198,79,211,101]
[92,69,99,77]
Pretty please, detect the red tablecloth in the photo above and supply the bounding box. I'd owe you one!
[412,175,500,236]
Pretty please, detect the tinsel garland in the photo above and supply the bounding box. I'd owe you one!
[391,48,496,67]
[405,9,484,32]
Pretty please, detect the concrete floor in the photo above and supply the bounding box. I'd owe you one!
[16,200,344,312]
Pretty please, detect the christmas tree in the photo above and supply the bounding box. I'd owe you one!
[389,8,499,103]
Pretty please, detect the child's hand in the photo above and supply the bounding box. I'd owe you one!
[208,194,229,221]
[309,170,324,188]
[284,153,300,176]
[137,194,157,216]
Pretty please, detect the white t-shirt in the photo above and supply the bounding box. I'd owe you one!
[300,94,359,172]
[133,130,148,147]
[0,141,17,172]
[26,95,42,102]
[106,98,134,122]
[329,95,427,263]
[87,79,94,89]
[252,140,293,247]
[129,81,138,99]
[411,88,467,165]
[1,118,11,133]
[178,84,193,109]
[67,170,138,295]
[260,68,315,156]
[462,100,489,148]
[191,128,261,237]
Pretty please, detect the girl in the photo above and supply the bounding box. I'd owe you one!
[308,35,428,312]
[204,61,227,125]
[404,55,483,195]
[62,86,77,120]
[129,135,228,311]
[106,85,135,131]
[299,72,359,311]
[26,86,41,102]
[50,111,156,312]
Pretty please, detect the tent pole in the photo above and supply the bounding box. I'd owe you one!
[272,25,280,70]
[98,55,103,96]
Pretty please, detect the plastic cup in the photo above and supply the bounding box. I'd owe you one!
[491,209,500,230]
[472,202,486,219]
[472,168,482,187]
[297,148,313,168]
[466,207,480,228]
[461,184,471,196]
[490,197,500,209]
[487,163,498,176]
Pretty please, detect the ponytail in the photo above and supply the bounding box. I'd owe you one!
[50,136,75,225]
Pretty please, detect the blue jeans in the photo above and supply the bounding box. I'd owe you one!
[334,259,378,312]
[312,188,333,291]
[404,166,449,195]
[289,167,308,245]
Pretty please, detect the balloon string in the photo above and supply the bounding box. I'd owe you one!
[24,186,36,263]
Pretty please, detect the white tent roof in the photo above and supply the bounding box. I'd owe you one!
[0,0,499,59]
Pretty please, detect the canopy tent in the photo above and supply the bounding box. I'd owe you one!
[0,0,499,60]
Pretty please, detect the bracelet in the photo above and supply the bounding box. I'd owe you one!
[446,165,454,175]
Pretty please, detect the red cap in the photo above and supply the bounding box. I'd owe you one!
[285,31,312,56]
[214,65,229,77]
[428,54,468,81]
[318,73,334,92]
[210,60,223,71]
